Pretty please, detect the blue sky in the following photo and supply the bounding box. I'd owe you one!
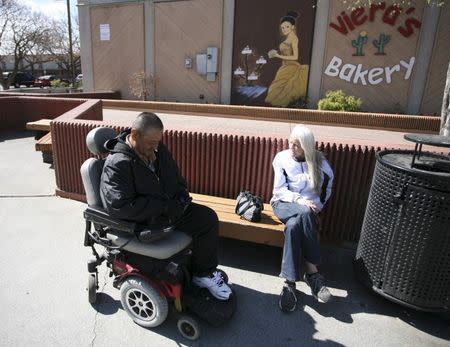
[23,0,78,20]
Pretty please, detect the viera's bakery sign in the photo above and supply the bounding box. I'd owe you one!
[329,2,422,38]
[324,2,422,86]
[325,56,415,85]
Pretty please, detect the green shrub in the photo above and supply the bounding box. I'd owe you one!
[50,79,69,88]
[50,79,62,88]
[288,97,308,109]
[318,90,362,112]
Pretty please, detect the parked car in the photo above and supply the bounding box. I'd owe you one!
[34,75,70,88]
[2,71,35,88]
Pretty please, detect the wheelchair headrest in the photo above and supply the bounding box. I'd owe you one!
[86,127,117,156]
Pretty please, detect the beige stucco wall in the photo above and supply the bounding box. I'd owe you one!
[420,3,450,115]
[153,0,223,104]
[90,3,145,100]
[80,0,444,113]
[321,1,425,113]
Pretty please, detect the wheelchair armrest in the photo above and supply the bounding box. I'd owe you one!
[84,206,137,234]
[137,224,175,242]
[83,206,176,242]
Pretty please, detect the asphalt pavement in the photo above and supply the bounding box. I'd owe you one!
[0,131,448,347]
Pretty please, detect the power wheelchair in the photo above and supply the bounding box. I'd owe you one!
[80,127,235,340]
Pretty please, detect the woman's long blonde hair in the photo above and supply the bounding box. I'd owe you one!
[290,125,323,194]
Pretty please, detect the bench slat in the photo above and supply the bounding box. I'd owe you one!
[35,132,52,152]
[26,119,52,132]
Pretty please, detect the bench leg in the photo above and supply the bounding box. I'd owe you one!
[34,131,47,140]
[42,151,53,164]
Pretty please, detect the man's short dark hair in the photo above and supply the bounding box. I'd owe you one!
[132,112,164,134]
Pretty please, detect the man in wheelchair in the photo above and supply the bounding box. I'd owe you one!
[99,112,232,301]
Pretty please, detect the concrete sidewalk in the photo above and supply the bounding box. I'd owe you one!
[0,132,448,346]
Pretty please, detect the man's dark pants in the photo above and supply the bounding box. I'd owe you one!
[176,203,219,277]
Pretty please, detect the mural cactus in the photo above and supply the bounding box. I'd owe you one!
[352,31,368,56]
[373,33,391,55]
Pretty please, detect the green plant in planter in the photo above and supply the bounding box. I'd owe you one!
[288,97,308,109]
[50,79,69,88]
[318,90,362,112]
[74,81,83,90]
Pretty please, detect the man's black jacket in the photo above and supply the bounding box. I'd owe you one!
[99,129,188,225]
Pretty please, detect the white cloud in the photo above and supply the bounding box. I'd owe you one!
[22,0,77,21]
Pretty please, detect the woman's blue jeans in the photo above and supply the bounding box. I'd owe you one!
[271,201,321,282]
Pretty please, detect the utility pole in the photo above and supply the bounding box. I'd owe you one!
[66,0,75,85]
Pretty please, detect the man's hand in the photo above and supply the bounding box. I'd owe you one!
[296,197,318,213]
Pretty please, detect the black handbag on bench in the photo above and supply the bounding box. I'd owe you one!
[235,191,264,222]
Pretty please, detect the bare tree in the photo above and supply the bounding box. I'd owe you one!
[129,71,155,101]
[0,0,80,89]
[41,18,81,79]
[0,0,21,88]
[441,63,450,136]
[0,1,54,89]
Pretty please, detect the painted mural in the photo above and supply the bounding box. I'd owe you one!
[322,0,425,113]
[231,1,316,107]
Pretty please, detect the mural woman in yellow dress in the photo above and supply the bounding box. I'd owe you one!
[265,11,309,107]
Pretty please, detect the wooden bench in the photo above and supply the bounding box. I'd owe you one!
[26,119,52,137]
[35,132,53,164]
[191,193,284,247]
[26,119,53,164]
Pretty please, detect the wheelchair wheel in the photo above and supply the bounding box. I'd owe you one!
[88,273,97,304]
[120,277,168,328]
[216,269,229,284]
[177,315,200,340]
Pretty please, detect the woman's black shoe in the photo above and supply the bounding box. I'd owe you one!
[279,283,297,312]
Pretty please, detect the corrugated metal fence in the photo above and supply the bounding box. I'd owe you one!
[52,121,379,244]
[164,131,379,244]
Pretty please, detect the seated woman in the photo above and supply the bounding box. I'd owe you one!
[270,125,334,312]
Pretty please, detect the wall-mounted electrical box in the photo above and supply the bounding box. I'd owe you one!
[185,57,192,69]
[206,47,218,81]
[196,46,219,81]
[196,54,207,75]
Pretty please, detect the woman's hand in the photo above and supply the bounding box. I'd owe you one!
[296,197,318,213]
[267,49,278,59]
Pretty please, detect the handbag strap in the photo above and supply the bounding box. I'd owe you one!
[235,197,252,215]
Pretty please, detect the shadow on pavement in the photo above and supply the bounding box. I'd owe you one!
[86,237,449,344]
[91,293,121,315]
[218,237,450,341]
[91,283,345,346]
[0,131,32,142]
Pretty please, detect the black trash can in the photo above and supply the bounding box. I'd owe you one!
[354,134,450,312]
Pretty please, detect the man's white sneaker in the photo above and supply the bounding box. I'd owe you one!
[192,271,232,300]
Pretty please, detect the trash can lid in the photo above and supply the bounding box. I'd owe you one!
[378,150,450,177]
[404,133,450,148]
